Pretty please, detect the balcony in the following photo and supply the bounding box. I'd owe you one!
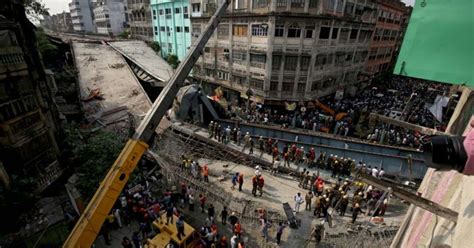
[36,160,63,193]
[0,110,44,146]
[0,46,27,78]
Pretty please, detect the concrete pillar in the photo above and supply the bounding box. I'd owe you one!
[265,16,275,93]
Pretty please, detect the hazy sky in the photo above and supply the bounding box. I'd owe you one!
[42,0,416,15]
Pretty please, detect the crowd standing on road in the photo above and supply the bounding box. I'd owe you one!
[231,76,451,150]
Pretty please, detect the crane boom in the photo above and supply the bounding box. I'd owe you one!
[63,1,230,247]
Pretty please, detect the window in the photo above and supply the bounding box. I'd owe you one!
[355,4,364,16]
[251,24,268,36]
[250,79,264,90]
[297,83,306,93]
[192,3,200,13]
[270,81,279,91]
[218,24,229,38]
[175,8,181,14]
[159,9,163,15]
[315,54,326,66]
[282,82,294,92]
[331,28,338,39]
[284,56,298,70]
[311,80,321,91]
[300,56,311,71]
[350,29,358,40]
[152,10,157,19]
[252,0,269,8]
[344,3,354,15]
[176,26,182,32]
[154,26,158,35]
[287,25,301,38]
[233,25,248,37]
[160,26,165,32]
[204,47,210,53]
[319,27,330,39]
[232,50,247,64]
[272,55,281,69]
[183,7,189,18]
[309,0,317,8]
[165,8,171,14]
[291,0,304,8]
[277,0,287,7]
[305,27,314,38]
[275,25,284,37]
[184,26,190,33]
[217,71,229,80]
[250,54,266,68]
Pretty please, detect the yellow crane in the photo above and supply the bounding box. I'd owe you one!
[63,1,230,247]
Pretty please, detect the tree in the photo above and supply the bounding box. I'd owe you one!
[167,54,180,69]
[75,131,125,199]
[36,27,59,64]
[150,41,161,53]
[22,0,49,16]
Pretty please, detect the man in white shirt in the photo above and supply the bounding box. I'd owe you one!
[294,192,304,213]
[371,167,379,178]
[378,168,385,178]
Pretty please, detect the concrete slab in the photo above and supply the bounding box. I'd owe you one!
[73,42,151,119]
[108,40,173,86]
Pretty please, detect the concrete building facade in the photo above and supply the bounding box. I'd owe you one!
[93,0,128,35]
[151,0,192,60]
[69,0,95,32]
[365,0,410,76]
[190,0,377,104]
[127,0,154,41]
[51,11,74,32]
[0,5,63,193]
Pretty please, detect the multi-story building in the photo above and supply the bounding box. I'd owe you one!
[191,0,377,104]
[69,0,95,33]
[127,0,153,41]
[0,2,63,193]
[365,0,410,76]
[151,0,192,60]
[51,11,74,32]
[93,0,128,35]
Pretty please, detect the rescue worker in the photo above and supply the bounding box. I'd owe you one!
[242,132,251,152]
[352,203,364,224]
[236,129,242,146]
[202,164,209,182]
[305,191,313,211]
[251,175,258,196]
[238,173,244,192]
[208,121,214,138]
[257,175,264,196]
[283,152,290,167]
[298,168,307,187]
[339,194,349,216]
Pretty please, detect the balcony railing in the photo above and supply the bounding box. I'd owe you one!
[36,160,63,192]
[0,110,44,145]
[0,46,27,75]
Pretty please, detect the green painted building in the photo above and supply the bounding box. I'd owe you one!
[151,0,191,60]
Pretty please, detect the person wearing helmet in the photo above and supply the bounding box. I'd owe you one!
[208,121,214,138]
[352,202,365,224]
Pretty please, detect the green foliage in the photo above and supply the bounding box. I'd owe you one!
[36,28,59,64]
[150,41,161,53]
[22,0,49,16]
[75,131,125,199]
[167,54,180,69]
[118,31,130,39]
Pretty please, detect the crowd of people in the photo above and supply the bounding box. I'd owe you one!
[232,76,452,150]
[206,121,391,243]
